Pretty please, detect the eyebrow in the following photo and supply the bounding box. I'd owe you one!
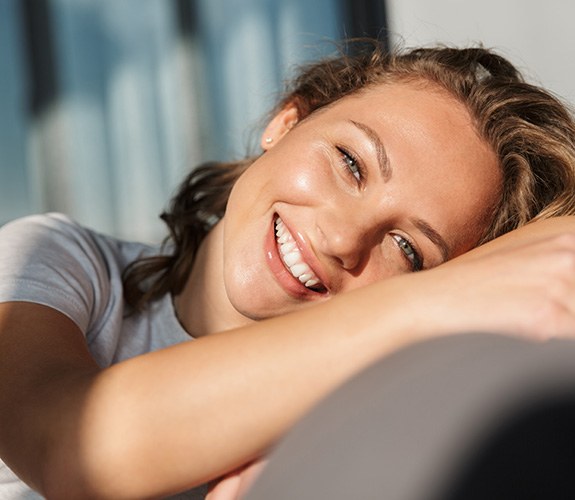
[349,120,392,181]
[412,218,451,264]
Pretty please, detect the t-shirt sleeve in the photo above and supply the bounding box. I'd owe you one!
[0,213,112,334]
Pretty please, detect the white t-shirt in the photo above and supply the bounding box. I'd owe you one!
[0,213,206,499]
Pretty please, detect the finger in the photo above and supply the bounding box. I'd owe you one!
[206,473,242,500]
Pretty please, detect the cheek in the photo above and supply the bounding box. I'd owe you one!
[265,150,334,204]
[462,171,503,238]
[446,192,501,255]
[290,169,320,198]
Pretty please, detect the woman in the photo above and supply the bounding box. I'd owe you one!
[1,41,575,499]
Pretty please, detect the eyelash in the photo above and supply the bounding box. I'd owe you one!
[392,234,424,272]
[336,146,365,184]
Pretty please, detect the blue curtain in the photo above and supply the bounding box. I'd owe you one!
[0,0,31,223]
[195,0,342,160]
[29,0,201,241]
[0,0,343,241]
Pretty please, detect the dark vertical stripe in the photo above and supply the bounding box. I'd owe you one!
[341,0,390,50]
[18,0,59,116]
[174,0,198,39]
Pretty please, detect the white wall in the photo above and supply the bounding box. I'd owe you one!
[386,0,575,106]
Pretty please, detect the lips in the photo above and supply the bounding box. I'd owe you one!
[275,217,327,293]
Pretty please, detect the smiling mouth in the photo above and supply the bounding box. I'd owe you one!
[275,217,327,294]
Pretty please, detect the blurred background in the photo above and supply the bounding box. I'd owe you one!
[1,0,573,242]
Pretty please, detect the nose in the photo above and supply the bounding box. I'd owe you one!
[316,213,379,271]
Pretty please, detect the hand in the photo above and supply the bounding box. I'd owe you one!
[417,218,575,340]
[206,459,268,500]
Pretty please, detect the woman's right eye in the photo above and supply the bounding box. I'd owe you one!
[336,146,364,184]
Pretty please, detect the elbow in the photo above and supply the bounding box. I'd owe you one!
[40,401,193,499]
[37,403,152,499]
[40,442,153,500]
[40,448,124,500]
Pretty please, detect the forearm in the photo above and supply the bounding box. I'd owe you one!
[76,279,423,498]
[64,215,575,497]
[1,284,423,499]
[6,216,575,498]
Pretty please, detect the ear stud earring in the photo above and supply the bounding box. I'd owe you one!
[265,137,273,144]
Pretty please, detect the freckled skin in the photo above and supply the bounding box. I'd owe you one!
[176,81,501,335]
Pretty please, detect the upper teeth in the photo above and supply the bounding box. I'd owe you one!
[275,217,322,289]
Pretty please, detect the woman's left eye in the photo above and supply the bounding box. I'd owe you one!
[337,147,363,183]
[392,234,423,272]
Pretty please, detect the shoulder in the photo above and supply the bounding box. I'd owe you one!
[1,211,77,233]
[1,212,95,251]
[0,213,156,332]
[1,212,155,266]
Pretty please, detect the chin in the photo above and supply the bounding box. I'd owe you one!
[229,295,290,322]
[226,282,299,322]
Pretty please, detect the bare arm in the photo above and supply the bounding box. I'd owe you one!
[0,302,101,495]
[2,216,575,499]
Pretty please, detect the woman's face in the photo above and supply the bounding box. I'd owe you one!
[221,81,501,320]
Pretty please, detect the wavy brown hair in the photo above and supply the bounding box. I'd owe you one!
[123,39,575,310]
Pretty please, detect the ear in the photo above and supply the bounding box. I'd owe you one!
[261,104,299,150]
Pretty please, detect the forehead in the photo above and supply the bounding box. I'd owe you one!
[324,80,473,127]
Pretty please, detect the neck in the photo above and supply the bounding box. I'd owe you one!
[173,221,253,337]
